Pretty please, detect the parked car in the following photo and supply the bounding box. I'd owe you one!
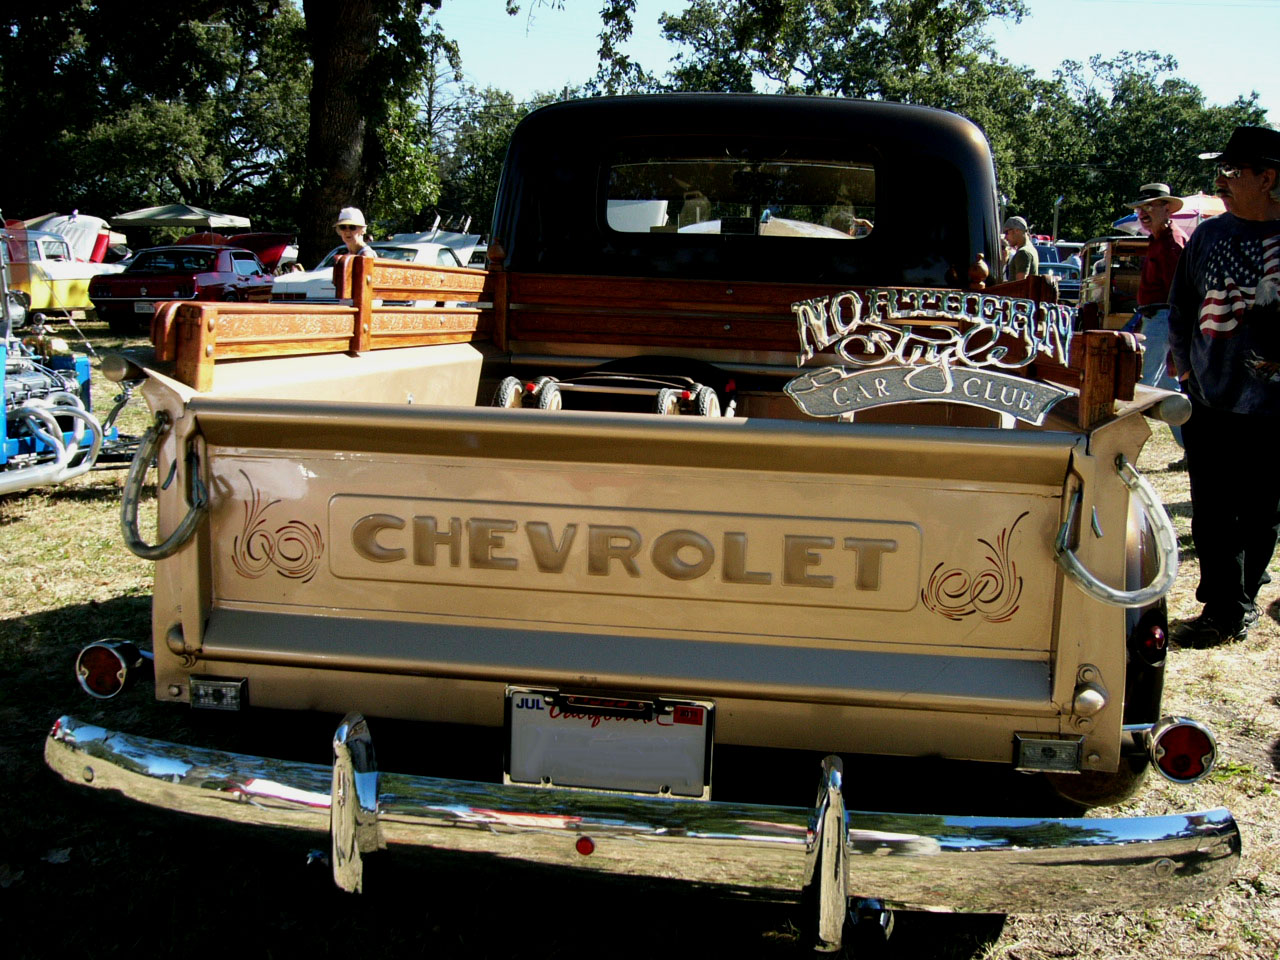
[1055,240,1083,266]
[1032,235,1060,265]
[1039,261,1081,303]
[88,245,272,334]
[173,231,298,273]
[271,241,466,303]
[3,227,124,324]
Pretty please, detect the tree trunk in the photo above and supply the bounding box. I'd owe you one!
[299,0,379,266]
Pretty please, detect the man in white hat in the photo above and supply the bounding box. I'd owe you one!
[1001,216,1037,281]
[335,207,376,258]
[1125,184,1188,400]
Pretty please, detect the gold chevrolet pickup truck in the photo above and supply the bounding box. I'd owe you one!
[46,95,1236,953]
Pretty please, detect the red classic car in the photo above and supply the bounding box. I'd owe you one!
[88,244,272,333]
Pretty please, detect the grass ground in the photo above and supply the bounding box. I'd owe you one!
[1,319,1276,958]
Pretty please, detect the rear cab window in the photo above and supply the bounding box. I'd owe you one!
[606,156,875,240]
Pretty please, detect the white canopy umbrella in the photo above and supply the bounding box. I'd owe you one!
[113,203,250,230]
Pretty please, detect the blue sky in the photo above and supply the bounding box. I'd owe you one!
[435,0,1277,123]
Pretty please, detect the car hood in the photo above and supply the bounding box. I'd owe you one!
[271,268,336,300]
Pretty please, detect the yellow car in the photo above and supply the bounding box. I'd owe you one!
[3,228,122,322]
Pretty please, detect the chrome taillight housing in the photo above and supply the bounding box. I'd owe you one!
[1149,717,1218,784]
[75,640,152,699]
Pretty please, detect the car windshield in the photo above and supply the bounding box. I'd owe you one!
[128,250,216,273]
[607,156,876,239]
[314,244,425,269]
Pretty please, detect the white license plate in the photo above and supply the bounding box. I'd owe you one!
[133,301,154,313]
[505,687,713,799]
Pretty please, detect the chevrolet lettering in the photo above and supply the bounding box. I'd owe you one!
[332,496,919,610]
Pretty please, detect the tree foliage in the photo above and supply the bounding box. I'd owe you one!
[658,0,1027,97]
[295,0,452,262]
[434,86,565,237]
[644,1,1269,241]
[1,1,310,230]
[1,0,1272,268]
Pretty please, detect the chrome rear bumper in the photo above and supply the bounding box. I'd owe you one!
[46,714,1238,922]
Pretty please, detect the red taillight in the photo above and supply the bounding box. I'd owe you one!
[1130,609,1169,667]
[1151,718,1217,783]
[76,644,127,698]
[75,640,151,700]
[1143,624,1167,653]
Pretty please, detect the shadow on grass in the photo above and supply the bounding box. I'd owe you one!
[2,596,1011,959]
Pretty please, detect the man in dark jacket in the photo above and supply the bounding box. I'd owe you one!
[1168,127,1280,645]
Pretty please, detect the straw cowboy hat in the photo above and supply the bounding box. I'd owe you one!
[1125,184,1184,214]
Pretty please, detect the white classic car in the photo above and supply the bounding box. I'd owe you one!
[271,241,471,304]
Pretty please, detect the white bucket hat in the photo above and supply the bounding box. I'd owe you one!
[335,207,367,228]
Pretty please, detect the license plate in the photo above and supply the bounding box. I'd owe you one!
[505,687,713,799]
[133,301,154,313]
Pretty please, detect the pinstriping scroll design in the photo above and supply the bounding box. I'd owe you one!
[230,470,324,583]
[921,512,1028,623]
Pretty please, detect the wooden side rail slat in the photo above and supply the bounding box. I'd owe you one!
[167,302,358,391]
[341,254,494,303]
[508,272,848,309]
[505,272,849,352]
[156,257,1134,428]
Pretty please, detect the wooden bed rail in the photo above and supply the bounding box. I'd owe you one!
[153,255,493,391]
[150,255,1139,428]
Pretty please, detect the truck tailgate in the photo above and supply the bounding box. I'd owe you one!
[161,399,1083,721]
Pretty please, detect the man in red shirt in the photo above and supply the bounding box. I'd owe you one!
[1126,184,1188,391]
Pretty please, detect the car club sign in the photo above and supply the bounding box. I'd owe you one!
[786,287,1076,426]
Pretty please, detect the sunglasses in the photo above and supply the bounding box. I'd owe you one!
[337,224,362,232]
[1218,163,1252,179]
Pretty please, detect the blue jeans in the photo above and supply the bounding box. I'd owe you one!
[1126,308,1184,447]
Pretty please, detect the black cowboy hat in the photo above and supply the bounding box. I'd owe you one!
[1198,126,1280,168]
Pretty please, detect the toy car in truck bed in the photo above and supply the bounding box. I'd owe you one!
[45,95,1236,952]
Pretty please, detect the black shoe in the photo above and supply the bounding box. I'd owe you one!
[1171,611,1249,647]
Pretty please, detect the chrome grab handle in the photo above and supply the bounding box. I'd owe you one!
[1054,454,1178,608]
[121,411,208,560]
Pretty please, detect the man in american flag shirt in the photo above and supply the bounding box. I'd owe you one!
[1168,126,1280,646]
